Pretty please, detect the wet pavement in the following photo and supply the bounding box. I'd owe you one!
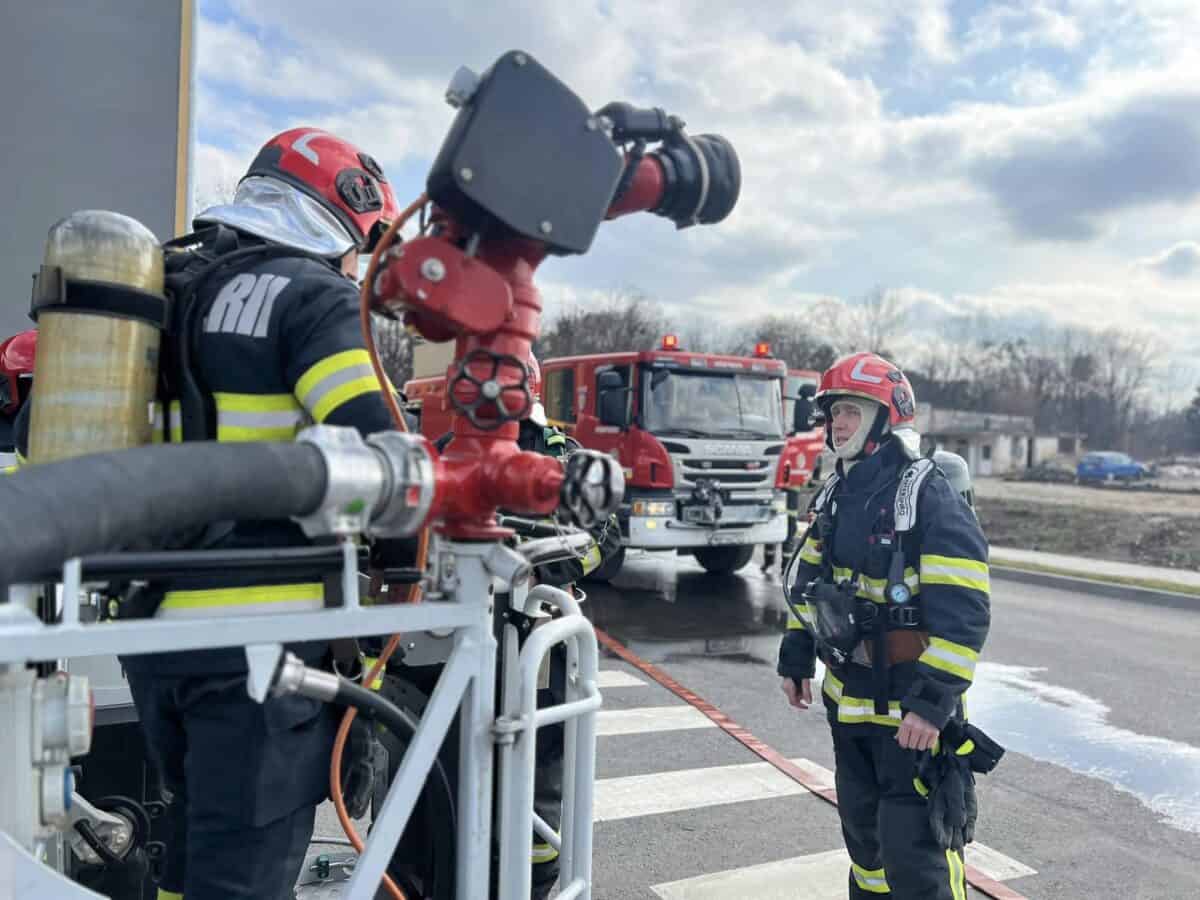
[582,549,790,667]
[577,549,1200,898]
[584,548,1200,838]
[969,661,1200,835]
[307,550,1200,897]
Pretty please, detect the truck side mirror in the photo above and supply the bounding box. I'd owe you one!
[597,371,629,428]
[792,397,814,433]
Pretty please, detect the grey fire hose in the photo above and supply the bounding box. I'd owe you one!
[0,442,327,587]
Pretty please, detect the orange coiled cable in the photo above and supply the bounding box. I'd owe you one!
[330,193,429,900]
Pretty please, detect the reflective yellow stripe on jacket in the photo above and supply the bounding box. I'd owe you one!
[822,671,903,727]
[157,582,324,618]
[214,392,304,441]
[917,635,979,684]
[531,841,559,864]
[295,349,381,423]
[797,535,823,565]
[152,400,182,443]
[787,602,812,631]
[919,554,990,594]
[154,395,305,443]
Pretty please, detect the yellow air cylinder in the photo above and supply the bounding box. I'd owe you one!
[28,210,167,463]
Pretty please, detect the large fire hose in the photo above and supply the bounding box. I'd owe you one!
[0,442,326,587]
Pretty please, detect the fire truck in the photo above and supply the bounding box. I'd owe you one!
[539,336,792,578]
[407,345,828,580]
[406,337,791,578]
[781,368,825,489]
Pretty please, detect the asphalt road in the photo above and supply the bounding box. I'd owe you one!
[576,550,1200,899]
[307,550,1200,898]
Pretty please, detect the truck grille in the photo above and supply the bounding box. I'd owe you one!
[678,458,774,492]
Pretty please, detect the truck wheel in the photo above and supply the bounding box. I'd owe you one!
[694,545,755,575]
[376,674,458,900]
[584,546,625,582]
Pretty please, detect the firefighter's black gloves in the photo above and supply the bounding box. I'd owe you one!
[916,747,976,851]
[915,720,1003,851]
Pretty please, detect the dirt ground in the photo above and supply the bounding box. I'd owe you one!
[973,477,1200,516]
[973,477,1200,571]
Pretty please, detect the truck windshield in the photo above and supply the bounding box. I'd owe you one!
[642,370,784,439]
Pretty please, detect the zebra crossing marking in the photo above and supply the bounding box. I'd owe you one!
[596,705,716,736]
[594,759,821,822]
[651,849,848,899]
[596,669,647,688]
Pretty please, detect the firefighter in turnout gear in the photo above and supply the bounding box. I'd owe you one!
[778,352,991,899]
[115,128,399,900]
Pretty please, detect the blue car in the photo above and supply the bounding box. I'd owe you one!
[1076,451,1149,483]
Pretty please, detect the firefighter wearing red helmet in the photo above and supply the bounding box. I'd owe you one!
[0,330,36,471]
[779,352,994,899]
[116,128,399,900]
[521,351,568,454]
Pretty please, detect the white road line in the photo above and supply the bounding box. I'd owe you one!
[596,705,716,736]
[594,759,819,822]
[652,844,1035,899]
[965,842,1038,881]
[781,759,1037,880]
[652,849,849,899]
[596,669,647,688]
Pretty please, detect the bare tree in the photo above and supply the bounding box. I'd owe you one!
[1188,387,1200,451]
[737,314,837,371]
[535,289,669,358]
[805,287,908,357]
[191,170,239,218]
[1094,328,1158,451]
[805,297,856,356]
[854,286,909,356]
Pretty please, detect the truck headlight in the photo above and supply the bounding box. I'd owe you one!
[632,500,675,516]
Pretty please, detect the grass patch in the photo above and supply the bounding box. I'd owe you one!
[990,557,1200,598]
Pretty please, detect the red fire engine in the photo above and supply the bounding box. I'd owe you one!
[536,336,793,578]
[406,342,831,580]
[782,367,826,488]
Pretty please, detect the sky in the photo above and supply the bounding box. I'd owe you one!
[194,0,1200,405]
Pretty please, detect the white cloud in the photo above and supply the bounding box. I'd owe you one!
[192,0,1200,380]
[907,0,958,64]
[966,2,1085,54]
[1136,241,1200,279]
[192,143,246,215]
[1009,68,1062,104]
[225,0,639,108]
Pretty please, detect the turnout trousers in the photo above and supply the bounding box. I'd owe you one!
[126,670,335,900]
[530,644,567,899]
[832,725,968,899]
